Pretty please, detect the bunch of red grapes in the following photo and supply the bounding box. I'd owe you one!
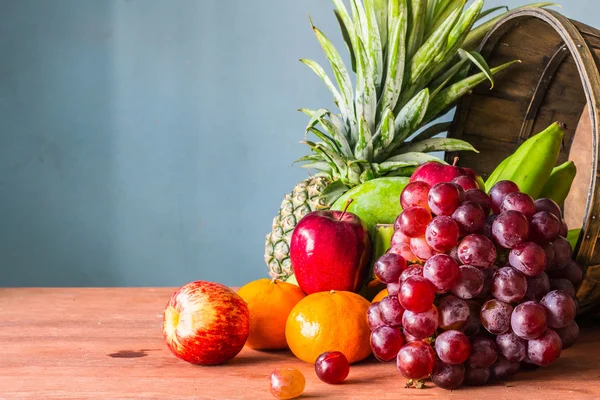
[367,177,583,389]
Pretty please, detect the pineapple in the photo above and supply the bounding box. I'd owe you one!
[266,0,547,280]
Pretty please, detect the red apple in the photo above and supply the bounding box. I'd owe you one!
[163,281,249,365]
[290,201,372,294]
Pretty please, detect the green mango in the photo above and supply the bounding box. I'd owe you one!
[331,177,410,234]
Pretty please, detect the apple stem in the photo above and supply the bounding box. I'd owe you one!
[339,198,354,220]
[453,157,459,166]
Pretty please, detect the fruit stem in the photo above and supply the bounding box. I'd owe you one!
[453,157,459,167]
[339,198,354,220]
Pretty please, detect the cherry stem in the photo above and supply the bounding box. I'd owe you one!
[339,198,354,220]
[453,157,459,166]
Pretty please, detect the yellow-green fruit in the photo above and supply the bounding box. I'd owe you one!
[539,161,577,206]
[331,177,409,234]
[484,122,564,197]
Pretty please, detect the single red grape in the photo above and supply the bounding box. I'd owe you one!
[401,181,432,212]
[396,341,435,380]
[457,234,496,268]
[555,321,579,349]
[387,281,401,296]
[527,329,562,366]
[432,360,465,390]
[530,211,561,244]
[452,201,486,236]
[423,254,460,293]
[373,253,407,284]
[399,265,424,282]
[426,216,460,252]
[464,366,490,386]
[492,210,530,249]
[511,301,547,340]
[500,192,536,220]
[465,189,492,215]
[451,265,484,299]
[409,236,438,261]
[399,276,435,312]
[428,182,464,216]
[366,302,385,330]
[552,237,573,270]
[509,242,546,277]
[435,330,471,365]
[480,299,513,335]
[525,272,551,301]
[490,356,520,381]
[561,260,583,285]
[468,335,498,369]
[397,207,432,238]
[269,368,305,399]
[452,175,479,191]
[370,326,404,362]
[492,267,527,303]
[496,332,527,362]
[391,228,411,246]
[388,242,419,263]
[540,290,577,328]
[379,295,405,326]
[489,180,520,214]
[402,306,439,339]
[549,278,576,298]
[315,351,350,384]
[438,295,469,330]
[534,198,562,219]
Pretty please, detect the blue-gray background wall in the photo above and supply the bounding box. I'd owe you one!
[0,0,597,287]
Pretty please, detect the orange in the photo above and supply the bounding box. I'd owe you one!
[285,290,371,364]
[238,278,306,350]
[372,288,389,303]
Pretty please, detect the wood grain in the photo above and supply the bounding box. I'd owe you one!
[0,288,599,400]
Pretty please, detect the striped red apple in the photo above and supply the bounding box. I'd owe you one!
[163,281,249,365]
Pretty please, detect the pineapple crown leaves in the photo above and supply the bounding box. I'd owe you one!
[297,0,558,196]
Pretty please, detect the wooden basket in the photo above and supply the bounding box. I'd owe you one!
[446,8,600,314]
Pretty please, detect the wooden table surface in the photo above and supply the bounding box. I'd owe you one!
[1,288,600,400]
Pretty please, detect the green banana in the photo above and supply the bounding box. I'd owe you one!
[484,154,512,191]
[539,161,577,206]
[484,122,564,198]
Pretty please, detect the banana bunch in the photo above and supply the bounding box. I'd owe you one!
[485,122,576,206]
